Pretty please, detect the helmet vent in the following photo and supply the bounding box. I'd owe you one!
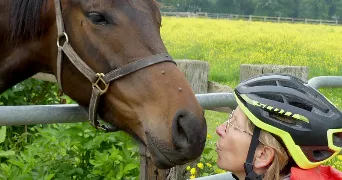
[248,80,277,87]
[256,93,284,103]
[312,150,333,161]
[288,101,313,112]
[278,80,307,95]
[301,146,334,162]
[284,95,314,111]
[333,132,342,148]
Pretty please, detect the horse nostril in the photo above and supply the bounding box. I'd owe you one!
[172,110,207,155]
[172,112,189,150]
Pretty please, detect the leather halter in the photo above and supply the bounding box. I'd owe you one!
[53,0,176,132]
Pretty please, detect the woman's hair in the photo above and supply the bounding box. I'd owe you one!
[245,119,290,180]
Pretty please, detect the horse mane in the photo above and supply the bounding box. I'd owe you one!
[9,0,47,44]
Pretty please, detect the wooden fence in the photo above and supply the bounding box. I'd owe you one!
[161,12,341,26]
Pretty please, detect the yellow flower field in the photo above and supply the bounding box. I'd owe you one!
[161,17,342,110]
[161,17,342,85]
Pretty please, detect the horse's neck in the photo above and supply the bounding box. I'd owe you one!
[0,2,55,93]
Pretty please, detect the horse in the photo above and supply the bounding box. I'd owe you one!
[0,0,207,169]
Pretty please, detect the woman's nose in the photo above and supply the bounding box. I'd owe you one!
[216,123,225,137]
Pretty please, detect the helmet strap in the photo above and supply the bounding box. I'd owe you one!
[244,126,264,180]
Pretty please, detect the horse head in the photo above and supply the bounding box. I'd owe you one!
[1,0,207,169]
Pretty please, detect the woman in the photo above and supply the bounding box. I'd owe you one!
[216,74,342,180]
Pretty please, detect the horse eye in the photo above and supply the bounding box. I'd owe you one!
[87,12,108,25]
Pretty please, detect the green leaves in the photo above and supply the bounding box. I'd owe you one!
[44,174,55,180]
[0,127,7,144]
[124,164,138,174]
[0,127,16,158]
[0,123,140,179]
[0,79,60,106]
[89,144,139,179]
[0,150,15,157]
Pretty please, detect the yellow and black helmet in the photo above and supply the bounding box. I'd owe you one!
[235,74,342,170]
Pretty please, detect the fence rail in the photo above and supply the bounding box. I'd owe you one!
[2,76,341,126]
[161,12,341,26]
[308,76,342,89]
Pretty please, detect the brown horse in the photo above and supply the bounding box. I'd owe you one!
[0,0,207,169]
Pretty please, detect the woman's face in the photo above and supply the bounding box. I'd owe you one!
[216,106,253,172]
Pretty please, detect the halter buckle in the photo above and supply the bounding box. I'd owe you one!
[93,73,109,95]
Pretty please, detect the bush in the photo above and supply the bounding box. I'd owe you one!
[0,124,140,180]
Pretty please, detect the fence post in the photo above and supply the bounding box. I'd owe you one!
[175,60,209,94]
[140,143,172,179]
[278,17,280,23]
[240,64,309,83]
[249,15,252,21]
[140,60,209,180]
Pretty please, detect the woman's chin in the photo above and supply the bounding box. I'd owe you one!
[216,158,224,168]
[216,157,234,172]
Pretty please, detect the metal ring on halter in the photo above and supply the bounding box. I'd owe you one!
[57,32,69,48]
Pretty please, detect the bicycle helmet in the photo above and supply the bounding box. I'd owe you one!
[234,74,342,173]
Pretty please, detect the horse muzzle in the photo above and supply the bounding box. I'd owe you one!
[146,109,207,169]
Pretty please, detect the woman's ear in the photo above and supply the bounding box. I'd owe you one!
[254,145,275,168]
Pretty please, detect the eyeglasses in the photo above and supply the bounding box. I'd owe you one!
[225,110,253,136]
